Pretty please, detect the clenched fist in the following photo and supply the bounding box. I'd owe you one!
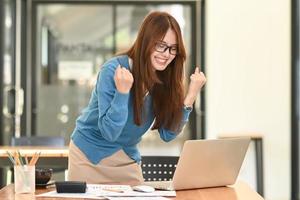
[114,65,134,94]
[184,67,206,107]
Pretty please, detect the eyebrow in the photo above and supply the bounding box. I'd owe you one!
[158,40,178,46]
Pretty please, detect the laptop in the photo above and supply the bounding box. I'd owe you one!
[144,137,250,190]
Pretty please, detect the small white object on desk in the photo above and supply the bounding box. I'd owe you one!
[132,185,155,193]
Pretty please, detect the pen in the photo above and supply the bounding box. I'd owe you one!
[6,151,16,165]
[17,151,24,166]
[25,155,29,165]
[33,151,41,165]
[14,152,20,165]
[29,151,41,166]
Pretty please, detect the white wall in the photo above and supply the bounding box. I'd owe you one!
[205,0,290,200]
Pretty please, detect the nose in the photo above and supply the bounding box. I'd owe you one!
[162,47,171,57]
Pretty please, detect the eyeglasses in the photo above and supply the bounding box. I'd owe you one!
[154,42,178,55]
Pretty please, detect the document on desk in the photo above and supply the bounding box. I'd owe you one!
[36,184,176,198]
[36,191,106,199]
[106,197,170,200]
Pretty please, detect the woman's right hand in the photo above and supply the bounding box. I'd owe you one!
[114,65,134,94]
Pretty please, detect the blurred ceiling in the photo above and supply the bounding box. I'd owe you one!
[38,5,147,45]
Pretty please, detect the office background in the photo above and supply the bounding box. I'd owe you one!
[0,0,296,200]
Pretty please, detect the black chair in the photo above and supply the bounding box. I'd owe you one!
[141,156,179,182]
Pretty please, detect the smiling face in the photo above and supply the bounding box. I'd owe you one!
[150,28,177,71]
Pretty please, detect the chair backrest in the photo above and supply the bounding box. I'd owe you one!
[11,136,65,147]
[141,156,179,181]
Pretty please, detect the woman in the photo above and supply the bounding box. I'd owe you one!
[68,11,206,184]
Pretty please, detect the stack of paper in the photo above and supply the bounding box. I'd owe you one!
[36,184,176,199]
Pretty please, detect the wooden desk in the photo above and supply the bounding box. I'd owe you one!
[0,146,69,168]
[0,181,263,200]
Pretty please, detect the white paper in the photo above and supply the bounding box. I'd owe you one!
[36,184,176,199]
[85,184,175,197]
[36,191,106,199]
[99,190,176,197]
[107,197,170,200]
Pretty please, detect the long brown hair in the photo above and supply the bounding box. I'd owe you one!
[126,11,186,131]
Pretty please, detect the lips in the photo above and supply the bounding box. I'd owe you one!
[155,56,168,66]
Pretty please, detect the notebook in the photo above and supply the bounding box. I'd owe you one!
[144,137,250,190]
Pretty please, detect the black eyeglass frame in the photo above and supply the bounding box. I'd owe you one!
[154,42,178,55]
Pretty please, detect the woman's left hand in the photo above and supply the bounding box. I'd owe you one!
[184,67,206,107]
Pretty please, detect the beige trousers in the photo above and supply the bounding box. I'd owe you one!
[68,140,144,184]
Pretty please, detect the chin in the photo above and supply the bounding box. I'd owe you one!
[153,63,168,71]
[154,66,167,71]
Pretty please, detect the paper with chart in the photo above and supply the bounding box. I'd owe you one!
[106,197,170,200]
[36,184,176,198]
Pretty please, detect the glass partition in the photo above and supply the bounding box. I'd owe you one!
[0,0,16,188]
[35,5,114,140]
[33,2,195,153]
[1,0,15,145]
